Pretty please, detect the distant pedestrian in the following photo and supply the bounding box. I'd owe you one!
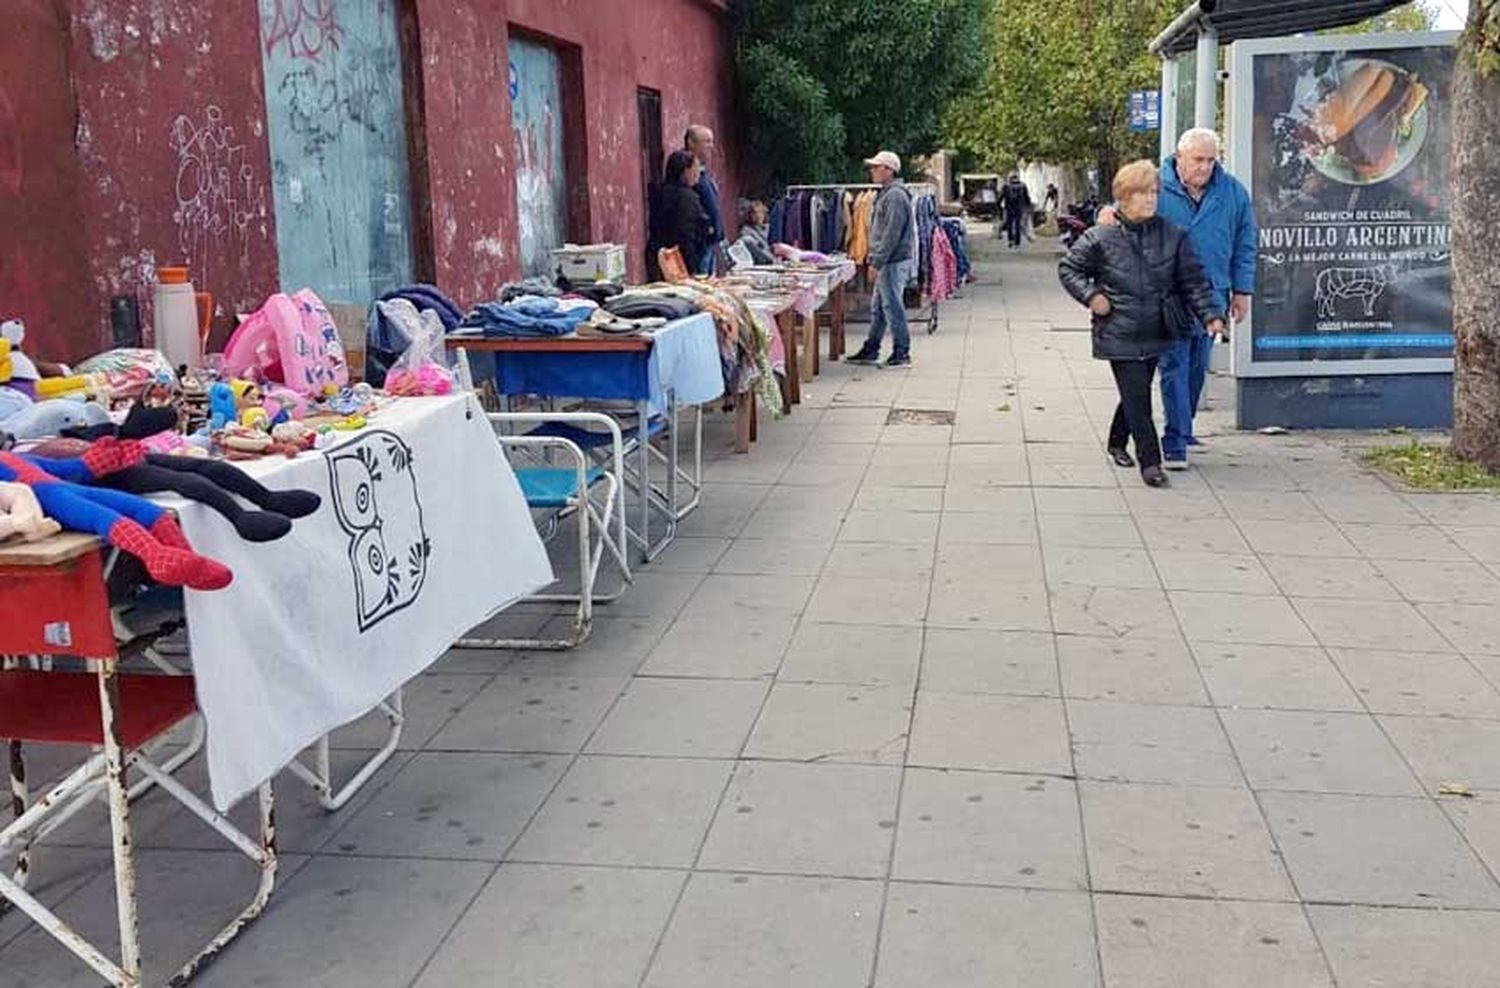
[847,150,915,368]
[1043,182,1060,214]
[684,125,725,276]
[1001,174,1032,248]
[1058,160,1226,488]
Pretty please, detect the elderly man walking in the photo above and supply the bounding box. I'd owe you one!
[847,150,916,368]
[1155,128,1257,469]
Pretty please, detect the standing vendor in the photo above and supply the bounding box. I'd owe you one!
[846,151,915,368]
[685,125,725,276]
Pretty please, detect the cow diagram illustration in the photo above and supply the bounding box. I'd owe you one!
[1314,263,1397,319]
[327,430,431,631]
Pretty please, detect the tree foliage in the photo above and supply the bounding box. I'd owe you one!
[732,0,990,188]
[1325,1,1438,35]
[943,0,1179,184]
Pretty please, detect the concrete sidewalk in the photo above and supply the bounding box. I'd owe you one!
[6,231,1500,986]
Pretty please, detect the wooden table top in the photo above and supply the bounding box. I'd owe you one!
[0,532,101,567]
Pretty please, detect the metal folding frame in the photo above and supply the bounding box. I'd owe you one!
[1,539,276,986]
[282,690,404,812]
[452,353,633,649]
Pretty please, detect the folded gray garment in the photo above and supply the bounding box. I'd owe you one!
[601,293,699,321]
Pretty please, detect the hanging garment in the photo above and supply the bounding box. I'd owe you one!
[821,191,841,254]
[769,199,787,246]
[838,191,853,252]
[808,194,827,253]
[929,226,959,303]
[785,192,805,250]
[848,190,876,264]
[914,193,939,289]
[941,218,973,283]
[799,192,816,249]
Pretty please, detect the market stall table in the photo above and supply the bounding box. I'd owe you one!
[1,533,277,986]
[156,392,553,812]
[447,312,724,560]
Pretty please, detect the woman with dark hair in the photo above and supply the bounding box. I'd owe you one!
[649,150,710,279]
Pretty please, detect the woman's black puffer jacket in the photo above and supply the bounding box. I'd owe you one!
[1058,216,1223,361]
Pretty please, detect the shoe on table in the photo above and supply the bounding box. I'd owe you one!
[846,348,880,366]
[1163,454,1189,471]
[1141,465,1170,488]
[1107,446,1135,468]
[884,353,911,368]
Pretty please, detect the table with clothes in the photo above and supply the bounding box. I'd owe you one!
[448,303,728,559]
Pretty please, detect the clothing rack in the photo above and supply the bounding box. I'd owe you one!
[773,182,940,333]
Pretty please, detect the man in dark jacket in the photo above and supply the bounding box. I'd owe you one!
[1059,160,1225,487]
[685,125,725,276]
[1001,175,1032,248]
[848,151,916,368]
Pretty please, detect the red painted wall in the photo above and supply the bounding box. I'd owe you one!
[0,1,96,362]
[5,0,738,361]
[69,0,278,350]
[414,0,741,301]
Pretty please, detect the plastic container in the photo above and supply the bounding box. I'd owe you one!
[154,267,201,369]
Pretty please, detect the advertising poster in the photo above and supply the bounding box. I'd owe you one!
[1240,39,1455,369]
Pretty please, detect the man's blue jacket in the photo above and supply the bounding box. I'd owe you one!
[1158,156,1258,302]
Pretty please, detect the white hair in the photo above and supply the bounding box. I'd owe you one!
[1177,128,1222,156]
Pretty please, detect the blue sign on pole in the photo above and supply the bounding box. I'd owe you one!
[1128,90,1161,132]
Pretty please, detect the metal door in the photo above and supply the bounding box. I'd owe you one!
[637,87,663,238]
[509,37,568,278]
[259,0,415,304]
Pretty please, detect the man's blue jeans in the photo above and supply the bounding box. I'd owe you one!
[695,245,717,276]
[1160,330,1213,459]
[861,260,912,358]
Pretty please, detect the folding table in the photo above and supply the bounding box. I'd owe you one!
[0,534,276,987]
[448,312,724,562]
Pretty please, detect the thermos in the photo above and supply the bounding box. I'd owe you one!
[153,266,201,369]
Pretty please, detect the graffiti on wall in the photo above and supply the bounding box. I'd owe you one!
[262,0,342,63]
[169,104,268,276]
[510,40,568,278]
[259,0,413,303]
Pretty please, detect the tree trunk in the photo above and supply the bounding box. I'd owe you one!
[1452,5,1500,470]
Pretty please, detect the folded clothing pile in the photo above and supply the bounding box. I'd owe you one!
[601,293,700,322]
[498,278,563,303]
[577,308,667,338]
[456,297,597,338]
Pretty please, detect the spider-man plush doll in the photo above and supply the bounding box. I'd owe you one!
[0,439,232,590]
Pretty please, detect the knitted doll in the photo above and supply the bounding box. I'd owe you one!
[0,448,232,590]
[42,406,321,541]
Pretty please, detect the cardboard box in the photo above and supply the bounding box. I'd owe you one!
[551,243,626,283]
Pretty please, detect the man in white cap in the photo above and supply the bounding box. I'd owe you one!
[847,150,915,367]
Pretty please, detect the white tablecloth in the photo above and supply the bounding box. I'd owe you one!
[168,394,552,809]
[643,312,724,414]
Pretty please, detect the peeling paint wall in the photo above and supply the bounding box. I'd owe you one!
[6,0,739,360]
[414,0,741,302]
[70,0,278,351]
[0,2,96,361]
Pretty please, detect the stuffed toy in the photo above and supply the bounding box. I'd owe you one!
[37,407,321,542]
[0,480,61,542]
[0,448,232,590]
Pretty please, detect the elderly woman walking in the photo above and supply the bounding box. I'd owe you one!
[1058,160,1225,488]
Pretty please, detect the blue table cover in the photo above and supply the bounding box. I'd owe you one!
[483,312,723,415]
